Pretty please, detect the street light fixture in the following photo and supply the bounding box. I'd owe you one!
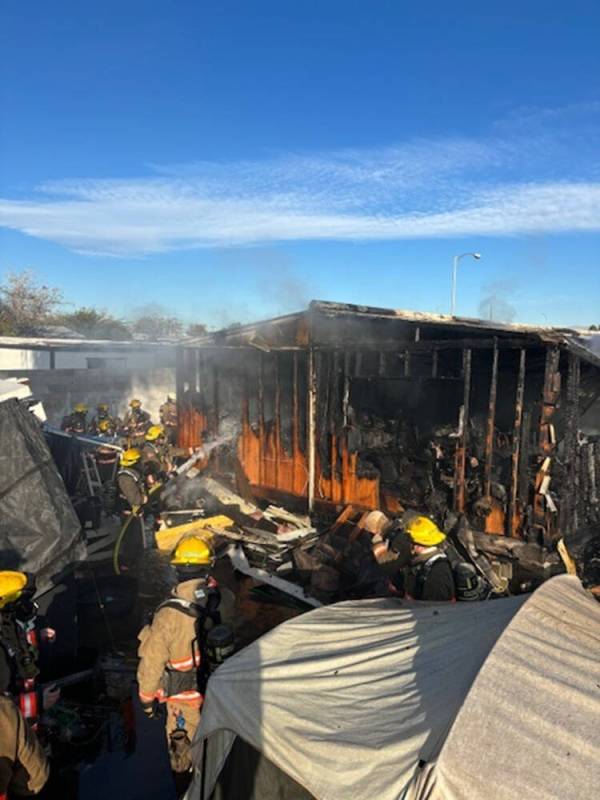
[451,252,481,317]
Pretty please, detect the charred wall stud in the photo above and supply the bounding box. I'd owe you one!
[307,346,317,513]
[453,348,472,513]
[560,354,581,534]
[508,349,527,537]
[484,340,499,499]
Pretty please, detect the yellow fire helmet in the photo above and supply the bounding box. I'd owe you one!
[98,419,111,433]
[405,515,446,547]
[129,398,142,409]
[0,571,27,609]
[73,403,88,414]
[120,447,141,467]
[97,402,109,412]
[167,393,176,402]
[145,424,165,442]
[171,534,214,567]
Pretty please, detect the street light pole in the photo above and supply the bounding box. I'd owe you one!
[451,252,481,317]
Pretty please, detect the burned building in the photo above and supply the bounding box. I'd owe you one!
[176,300,600,552]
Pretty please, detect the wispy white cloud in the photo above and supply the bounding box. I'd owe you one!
[1,105,599,256]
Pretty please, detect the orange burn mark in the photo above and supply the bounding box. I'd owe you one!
[178,406,210,470]
[237,402,309,496]
[484,498,506,535]
[178,406,207,448]
[318,435,380,509]
[237,401,379,508]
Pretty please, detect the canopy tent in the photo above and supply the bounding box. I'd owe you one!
[409,574,600,800]
[189,575,599,800]
[0,398,84,590]
[189,593,526,800]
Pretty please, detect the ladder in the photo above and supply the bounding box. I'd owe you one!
[80,450,104,496]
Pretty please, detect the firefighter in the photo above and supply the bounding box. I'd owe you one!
[122,399,151,444]
[60,403,88,434]
[159,393,178,445]
[89,403,120,436]
[142,425,171,479]
[391,515,456,602]
[0,572,59,727]
[0,695,49,797]
[137,534,222,792]
[0,570,50,800]
[116,448,147,510]
[92,419,121,487]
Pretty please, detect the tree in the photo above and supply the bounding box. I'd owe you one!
[186,322,208,338]
[131,313,184,339]
[0,271,64,334]
[0,302,16,335]
[59,308,132,340]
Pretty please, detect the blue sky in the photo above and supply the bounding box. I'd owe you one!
[1,0,599,327]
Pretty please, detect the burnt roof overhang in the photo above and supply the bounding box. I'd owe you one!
[182,299,600,370]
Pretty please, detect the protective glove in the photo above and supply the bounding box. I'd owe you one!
[141,699,158,719]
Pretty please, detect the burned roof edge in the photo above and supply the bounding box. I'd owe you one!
[310,300,566,337]
[182,298,600,369]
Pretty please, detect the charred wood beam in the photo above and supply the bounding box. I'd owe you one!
[194,349,202,393]
[519,410,532,505]
[188,337,553,353]
[432,349,439,378]
[560,354,581,534]
[453,349,472,512]
[274,353,281,480]
[212,361,219,436]
[292,352,299,460]
[258,352,265,487]
[484,340,499,498]
[319,351,332,479]
[535,347,561,543]
[307,347,317,513]
[213,360,220,471]
[175,346,186,445]
[243,358,250,428]
[508,349,527,537]
[360,375,462,382]
[539,347,561,455]
[342,351,351,427]
[329,351,339,489]
[355,351,363,378]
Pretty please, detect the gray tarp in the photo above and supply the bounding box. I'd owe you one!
[411,574,600,800]
[0,398,83,587]
[189,593,526,800]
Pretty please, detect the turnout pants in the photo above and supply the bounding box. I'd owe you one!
[165,702,201,774]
